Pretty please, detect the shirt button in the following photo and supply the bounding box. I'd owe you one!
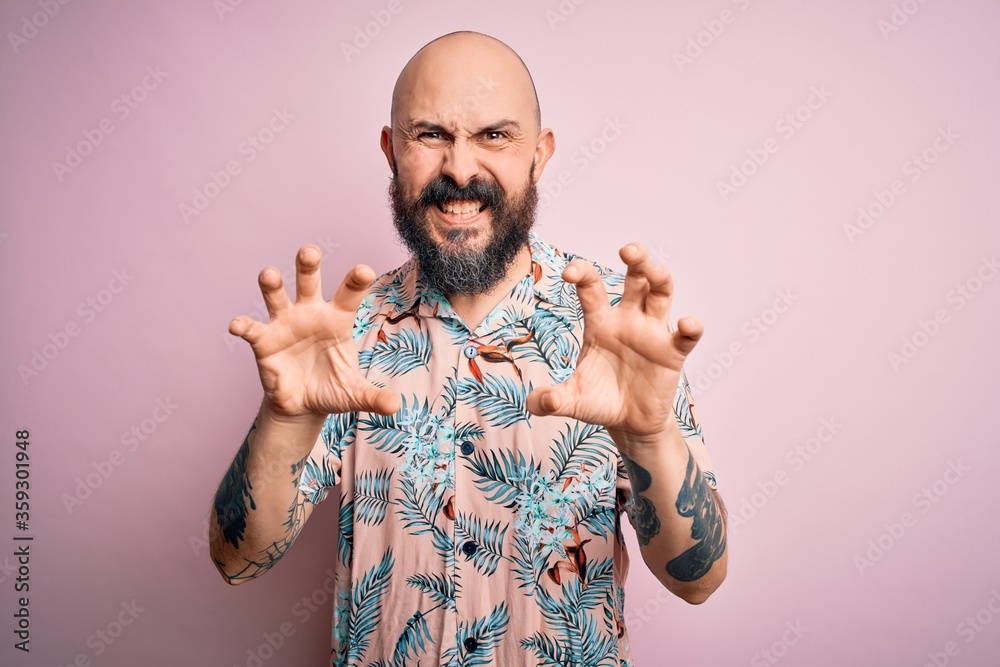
[462,344,478,359]
[460,440,475,456]
[462,541,478,556]
[464,637,479,652]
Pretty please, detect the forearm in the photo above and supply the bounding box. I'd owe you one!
[610,423,728,604]
[209,400,323,584]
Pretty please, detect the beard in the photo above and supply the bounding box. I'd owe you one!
[388,164,539,297]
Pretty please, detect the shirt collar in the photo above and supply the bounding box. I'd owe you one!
[385,232,575,336]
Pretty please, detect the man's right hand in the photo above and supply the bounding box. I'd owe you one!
[228,245,400,432]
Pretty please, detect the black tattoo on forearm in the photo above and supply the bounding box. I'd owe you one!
[621,452,661,546]
[214,423,257,550]
[665,450,726,582]
[212,425,311,584]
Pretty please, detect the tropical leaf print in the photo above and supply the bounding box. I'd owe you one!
[549,421,614,483]
[338,495,354,568]
[396,475,454,562]
[354,467,394,526]
[405,572,456,611]
[370,328,432,377]
[464,448,541,508]
[520,557,619,667]
[322,411,358,458]
[674,370,704,440]
[455,512,509,576]
[456,376,532,429]
[345,547,395,667]
[456,601,510,667]
[359,395,431,455]
[392,610,434,665]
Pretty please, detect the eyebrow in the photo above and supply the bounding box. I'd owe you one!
[405,119,523,135]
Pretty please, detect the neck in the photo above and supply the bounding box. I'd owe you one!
[445,243,532,331]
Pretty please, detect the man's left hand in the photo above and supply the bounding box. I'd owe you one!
[526,242,703,448]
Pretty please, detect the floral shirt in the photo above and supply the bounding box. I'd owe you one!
[297,232,713,667]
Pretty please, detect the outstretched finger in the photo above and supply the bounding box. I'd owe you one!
[295,245,323,302]
[644,262,674,321]
[619,242,651,310]
[331,264,377,313]
[526,384,576,418]
[228,315,268,346]
[259,267,292,319]
[563,259,611,327]
[354,382,401,416]
[671,316,704,357]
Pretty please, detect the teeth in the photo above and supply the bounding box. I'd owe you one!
[441,199,482,217]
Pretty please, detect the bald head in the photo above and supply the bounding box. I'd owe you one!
[390,31,541,132]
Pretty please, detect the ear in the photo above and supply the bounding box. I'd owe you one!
[380,125,395,172]
[531,128,556,183]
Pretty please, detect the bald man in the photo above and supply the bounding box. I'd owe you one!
[210,31,727,666]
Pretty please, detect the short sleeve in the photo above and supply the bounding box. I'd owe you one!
[297,411,357,504]
[673,369,718,489]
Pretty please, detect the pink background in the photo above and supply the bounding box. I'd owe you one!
[3,1,999,665]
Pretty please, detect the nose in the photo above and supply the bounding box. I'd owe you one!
[439,138,480,189]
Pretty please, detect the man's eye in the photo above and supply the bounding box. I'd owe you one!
[419,132,443,140]
[485,131,506,141]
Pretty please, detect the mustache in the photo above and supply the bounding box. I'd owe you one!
[417,176,505,210]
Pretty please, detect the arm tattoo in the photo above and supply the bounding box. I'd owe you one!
[665,450,727,582]
[213,423,310,583]
[214,423,257,550]
[621,452,661,546]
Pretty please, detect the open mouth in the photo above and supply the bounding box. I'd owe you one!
[435,199,487,222]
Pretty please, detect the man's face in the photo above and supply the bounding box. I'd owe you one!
[382,42,553,297]
[388,158,538,297]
